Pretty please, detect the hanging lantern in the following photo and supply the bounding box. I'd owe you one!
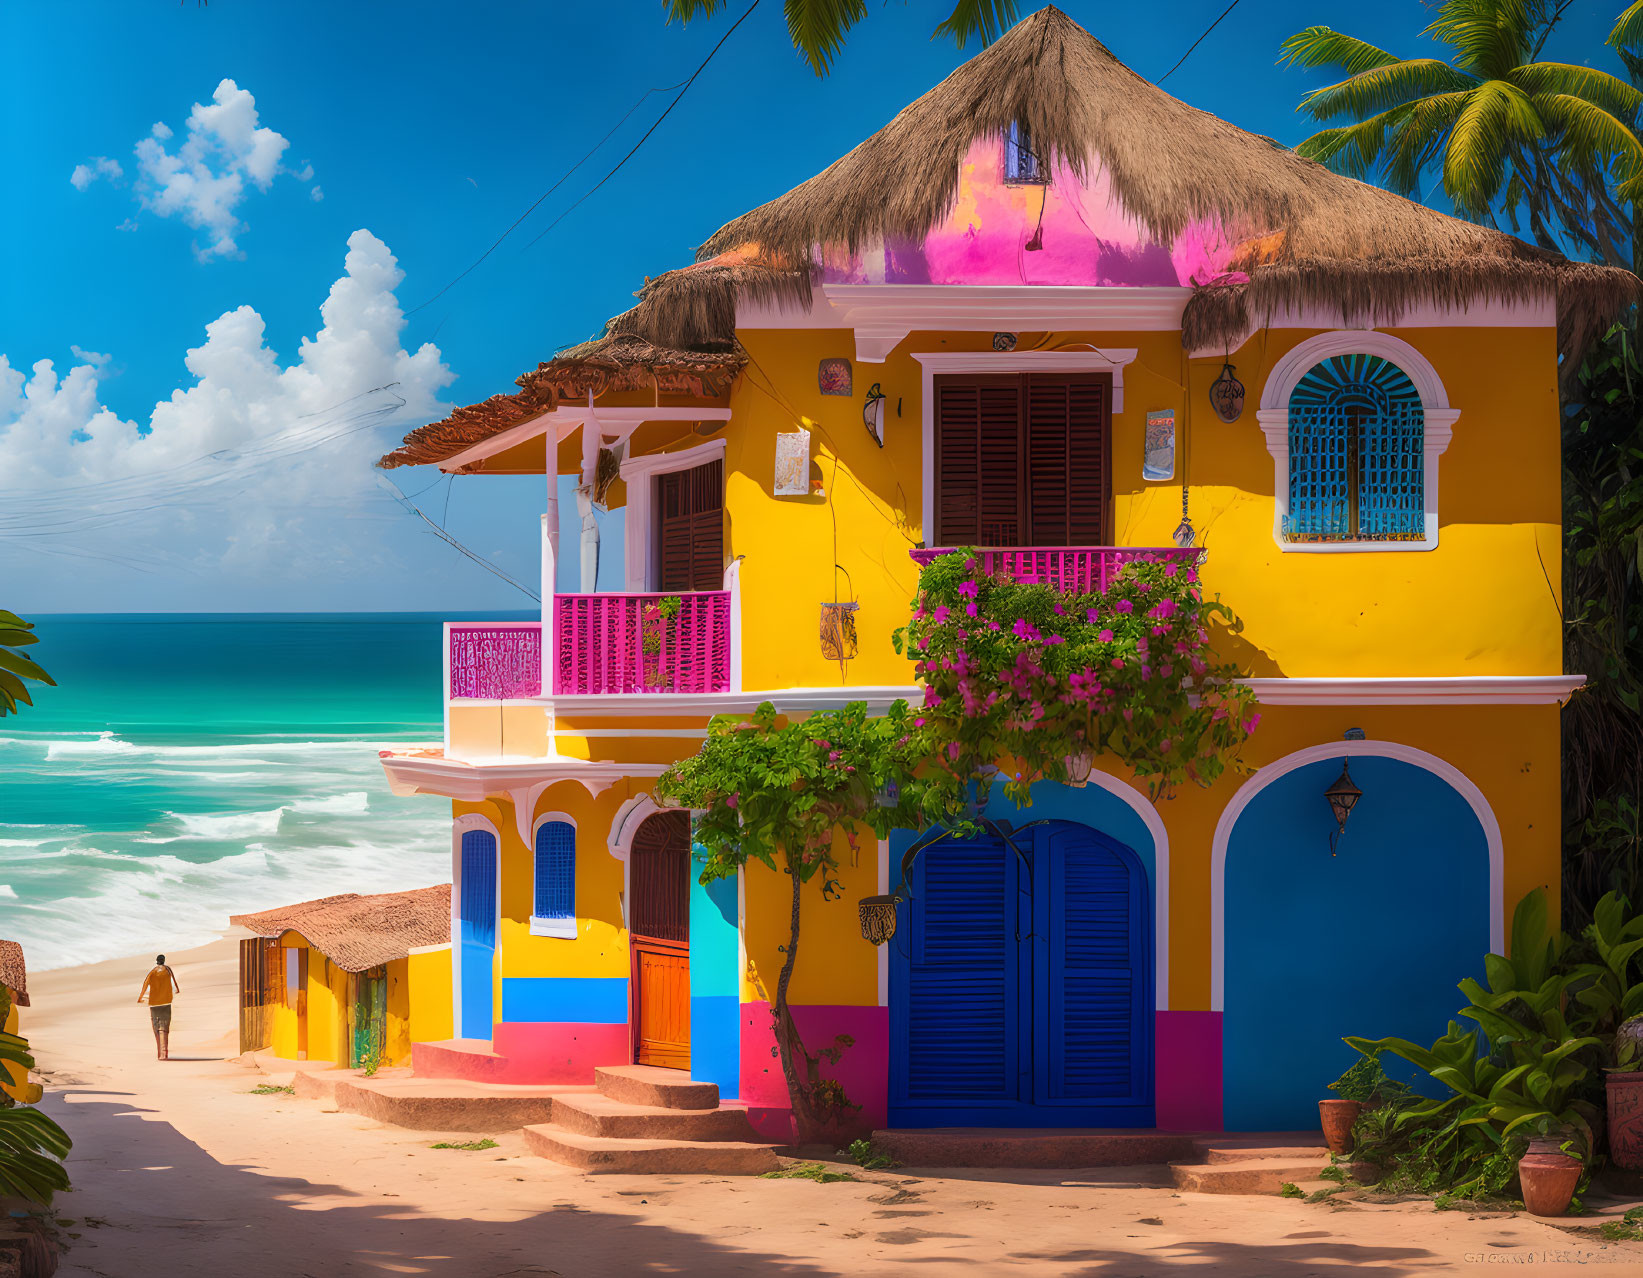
[863,383,887,448]
[858,894,898,945]
[1209,362,1245,423]
[1324,760,1363,854]
[1172,518,1196,548]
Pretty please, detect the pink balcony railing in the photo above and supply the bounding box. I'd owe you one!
[553,591,732,695]
[448,623,543,699]
[909,546,1204,592]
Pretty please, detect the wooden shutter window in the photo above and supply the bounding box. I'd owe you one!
[657,458,724,592]
[935,374,1109,547]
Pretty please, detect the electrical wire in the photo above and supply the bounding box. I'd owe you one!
[1157,0,1243,85]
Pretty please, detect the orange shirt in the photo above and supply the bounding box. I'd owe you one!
[139,967,178,1006]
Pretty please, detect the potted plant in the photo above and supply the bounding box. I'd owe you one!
[1606,1014,1643,1171]
[1320,1054,1402,1154]
[1517,1118,1588,1218]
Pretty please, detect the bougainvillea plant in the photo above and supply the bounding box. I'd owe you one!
[656,699,933,1141]
[894,550,1259,805]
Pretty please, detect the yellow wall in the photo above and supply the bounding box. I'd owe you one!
[2,992,39,1104]
[408,946,453,1045]
[722,324,1563,688]
[384,957,412,1066]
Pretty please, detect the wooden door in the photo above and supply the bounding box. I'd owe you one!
[351,968,388,1069]
[656,459,724,591]
[629,811,692,1069]
[238,938,273,1055]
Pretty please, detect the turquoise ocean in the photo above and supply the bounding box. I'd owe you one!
[0,613,530,970]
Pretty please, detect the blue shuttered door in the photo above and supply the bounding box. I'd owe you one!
[890,820,1153,1127]
[459,829,497,1040]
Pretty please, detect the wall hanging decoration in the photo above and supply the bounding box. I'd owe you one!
[819,600,859,664]
[863,382,887,448]
[1323,736,1366,855]
[818,358,853,396]
[857,894,899,945]
[992,331,1018,351]
[1143,409,1176,482]
[773,427,811,496]
[1210,361,1246,423]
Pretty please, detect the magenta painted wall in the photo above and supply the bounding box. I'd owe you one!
[1155,1010,1222,1132]
[740,1001,889,1142]
[419,1020,629,1084]
[819,139,1245,289]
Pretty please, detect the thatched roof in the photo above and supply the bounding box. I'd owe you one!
[230,885,451,973]
[0,940,27,1007]
[378,276,751,470]
[384,4,1638,471]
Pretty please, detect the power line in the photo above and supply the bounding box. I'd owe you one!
[521,0,762,253]
[1157,0,1242,84]
[406,77,689,317]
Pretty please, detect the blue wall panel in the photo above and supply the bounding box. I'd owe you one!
[689,995,740,1099]
[689,844,741,1096]
[501,977,628,1024]
[1223,755,1489,1130]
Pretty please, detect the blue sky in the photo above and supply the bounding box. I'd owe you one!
[0,0,1625,612]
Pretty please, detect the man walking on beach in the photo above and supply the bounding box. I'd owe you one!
[137,955,180,1060]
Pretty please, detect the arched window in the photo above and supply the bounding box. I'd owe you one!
[1285,354,1424,544]
[531,817,577,937]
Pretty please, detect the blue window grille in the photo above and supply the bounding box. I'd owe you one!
[1005,120,1045,184]
[459,829,497,949]
[1285,354,1424,543]
[534,821,576,920]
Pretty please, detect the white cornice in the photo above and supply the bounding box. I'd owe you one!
[550,684,923,719]
[1242,676,1585,705]
[913,348,1138,413]
[618,434,727,482]
[379,749,666,801]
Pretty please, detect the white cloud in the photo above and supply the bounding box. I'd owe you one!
[78,79,310,260]
[311,185,324,202]
[0,231,453,585]
[69,156,123,190]
[69,346,111,367]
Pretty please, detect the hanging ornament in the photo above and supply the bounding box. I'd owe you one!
[1209,362,1246,423]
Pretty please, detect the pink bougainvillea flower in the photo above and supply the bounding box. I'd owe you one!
[828,750,841,762]
[1151,625,1167,636]
[1098,628,1114,642]
[1244,714,1262,733]
[926,691,943,707]
[1164,563,1179,578]
[947,742,961,762]
[727,793,739,809]
[958,580,980,599]
[989,620,1002,631]
[913,717,927,727]
[1141,665,1151,678]
[1151,597,1179,620]
[1122,707,1134,722]
[1052,603,1065,616]
[1086,607,1100,623]
[966,602,979,617]
[1115,599,1133,613]
[1047,634,1066,645]
[933,605,950,624]
[955,629,968,640]
[964,556,980,572]
[1112,658,1125,669]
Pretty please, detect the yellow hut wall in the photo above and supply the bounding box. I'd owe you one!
[723,325,1561,690]
[384,957,413,1066]
[2,993,33,1102]
[408,946,453,1045]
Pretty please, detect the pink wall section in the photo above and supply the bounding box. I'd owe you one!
[1155,1010,1222,1132]
[412,1021,630,1085]
[820,139,1246,289]
[739,1001,889,1142]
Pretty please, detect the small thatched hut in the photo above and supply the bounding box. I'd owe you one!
[229,885,451,1067]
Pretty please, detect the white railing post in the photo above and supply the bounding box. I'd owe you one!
[725,557,743,692]
[540,514,557,698]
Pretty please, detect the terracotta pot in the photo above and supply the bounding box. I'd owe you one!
[1318,1098,1363,1154]
[1518,1151,1583,1217]
[1607,1071,1643,1171]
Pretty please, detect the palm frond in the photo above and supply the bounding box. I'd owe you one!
[1427,0,1538,80]
[1298,59,1477,123]
[1534,94,1643,199]
[663,0,729,20]
[1611,0,1643,51]
[932,0,1020,48]
[1279,26,1404,75]
[1384,92,1472,194]
[1443,79,1543,212]
[1511,62,1642,124]
[1297,105,1419,183]
[782,0,869,75]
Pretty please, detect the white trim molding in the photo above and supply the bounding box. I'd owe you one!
[816,284,1190,361]
[551,684,924,720]
[1256,330,1460,554]
[381,748,665,802]
[913,349,1138,540]
[1064,769,1171,1011]
[529,809,579,938]
[1209,739,1506,1011]
[1243,675,1585,706]
[437,404,732,475]
[619,436,728,591]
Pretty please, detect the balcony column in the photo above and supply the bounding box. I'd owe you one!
[725,556,743,692]
[540,512,557,700]
[578,409,601,593]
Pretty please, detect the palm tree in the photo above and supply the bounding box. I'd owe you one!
[0,611,54,717]
[1280,0,1643,270]
[666,0,1019,76]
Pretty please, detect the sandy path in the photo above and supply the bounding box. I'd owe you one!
[19,939,1643,1277]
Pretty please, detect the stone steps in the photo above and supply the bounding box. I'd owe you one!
[331,1074,592,1132]
[593,1064,719,1111]
[522,1124,780,1175]
[550,1092,761,1142]
[1170,1154,1335,1195]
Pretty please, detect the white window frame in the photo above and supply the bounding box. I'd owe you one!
[618,437,728,591]
[1256,330,1460,554]
[529,811,579,938]
[912,348,1139,543]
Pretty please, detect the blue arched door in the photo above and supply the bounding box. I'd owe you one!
[890,820,1153,1127]
[1223,755,1490,1130]
[459,828,498,1040]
